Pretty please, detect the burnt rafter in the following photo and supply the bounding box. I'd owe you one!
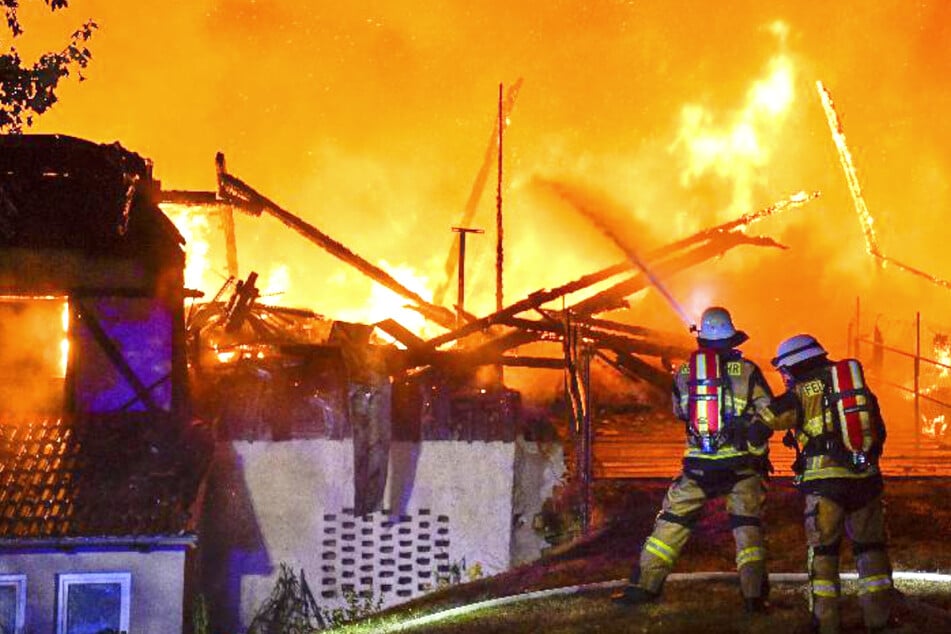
[569,231,785,317]
[212,154,459,330]
[420,230,782,363]
[422,215,790,352]
[395,231,780,386]
[432,78,524,306]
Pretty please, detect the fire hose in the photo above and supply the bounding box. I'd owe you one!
[360,571,951,633]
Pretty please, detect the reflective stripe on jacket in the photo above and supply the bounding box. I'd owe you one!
[672,352,773,466]
[758,362,884,483]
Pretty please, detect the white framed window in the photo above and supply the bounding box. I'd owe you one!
[56,572,130,634]
[0,574,26,634]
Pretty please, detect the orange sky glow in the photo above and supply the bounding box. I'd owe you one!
[13,1,951,401]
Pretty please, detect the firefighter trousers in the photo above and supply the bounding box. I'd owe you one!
[804,491,892,634]
[635,470,767,599]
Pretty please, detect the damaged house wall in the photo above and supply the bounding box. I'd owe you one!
[0,135,205,634]
[199,363,564,632]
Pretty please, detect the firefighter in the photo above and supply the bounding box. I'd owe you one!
[752,334,892,634]
[613,306,774,612]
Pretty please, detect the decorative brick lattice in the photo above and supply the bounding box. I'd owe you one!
[318,508,452,602]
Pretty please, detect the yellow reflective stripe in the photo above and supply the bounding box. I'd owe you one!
[747,443,768,456]
[858,574,893,595]
[683,446,750,459]
[645,536,677,565]
[803,415,825,437]
[694,354,711,436]
[811,579,839,598]
[736,546,766,567]
[801,458,880,481]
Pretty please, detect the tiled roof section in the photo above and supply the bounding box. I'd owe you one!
[0,416,211,540]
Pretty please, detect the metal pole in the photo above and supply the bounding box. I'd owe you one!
[915,311,921,452]
[581,343,592,535]
[458,232,466,326]
[452,227,483,327]
[496,82,504,313]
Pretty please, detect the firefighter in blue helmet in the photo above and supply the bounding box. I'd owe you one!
[750,334,892,634]
[613,307,774,612]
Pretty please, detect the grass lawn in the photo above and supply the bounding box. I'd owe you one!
[328,477,951,633]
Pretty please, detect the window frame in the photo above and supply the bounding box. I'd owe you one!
[56,572,131,634]
[0,574,26,634]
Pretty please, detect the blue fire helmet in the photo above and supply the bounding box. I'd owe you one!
[771,334,828,369]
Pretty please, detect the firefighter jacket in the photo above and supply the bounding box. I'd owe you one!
[672,349,773,471]
[757,360,886,485]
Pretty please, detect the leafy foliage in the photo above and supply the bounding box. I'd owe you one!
[248,564,389,632]
[0,0,96,132]
[321,589,383,628]
[246,564,327,634]
[192,594,211,634]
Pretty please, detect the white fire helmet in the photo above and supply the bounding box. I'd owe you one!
[696,306,748,347]
[771,334,828,369]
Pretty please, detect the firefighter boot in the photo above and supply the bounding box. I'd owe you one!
[744,596,768,614]
[850,499,892,633]
[611,584,659,607]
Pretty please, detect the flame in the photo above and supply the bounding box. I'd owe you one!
[58,301,69,378]
[934,337,951,379]
[161,203,215,292]
[336,260,437,343]
[261,264,291,300]
[672,39,796,222]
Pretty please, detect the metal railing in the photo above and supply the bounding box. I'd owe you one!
[855,310,951,451]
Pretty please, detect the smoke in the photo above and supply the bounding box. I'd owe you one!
[0,300,67,415]
[21,1,951,415]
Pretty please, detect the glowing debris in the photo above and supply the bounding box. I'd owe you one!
[816,81,881,258]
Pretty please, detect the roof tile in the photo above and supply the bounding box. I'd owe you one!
[0,417,211,540]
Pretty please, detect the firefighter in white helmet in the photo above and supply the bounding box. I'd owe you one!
[613,306,774,612]
[751,334,892,634]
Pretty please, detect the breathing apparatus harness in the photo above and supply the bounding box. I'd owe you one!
[788,359,882,474]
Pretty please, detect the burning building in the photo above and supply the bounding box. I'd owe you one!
[0,135,208,634]
[0,133,571,632]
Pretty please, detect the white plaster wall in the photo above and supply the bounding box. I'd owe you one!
[511,438,566,565]
[209,439,520,629]
[385,441,516,578]
[0,548,186,634]
[224,440,354,629]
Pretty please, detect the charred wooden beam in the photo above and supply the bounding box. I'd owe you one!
[427,233,773,363]
[433,79,524,306]
[498,356,564,369]
[495,315,692,360]
[424,262,630,349]
[424,223,786,351]
[388,347,565,373]
[73,299,162,414]
[572,315,692,345]
[606,350,673,392]
[158,190,219,206]
[213,154,458,330]
[569,232,784,317]
[375,318,426,351]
